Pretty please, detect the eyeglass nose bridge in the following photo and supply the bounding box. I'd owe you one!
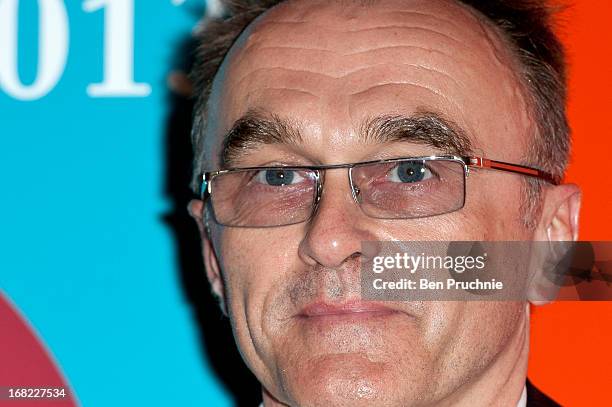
[309,165,364,221]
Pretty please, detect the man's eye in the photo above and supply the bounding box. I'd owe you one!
[388,161,433,183]
[254,169,304,186]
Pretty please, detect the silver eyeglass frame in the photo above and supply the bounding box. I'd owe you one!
[198,155,558,227]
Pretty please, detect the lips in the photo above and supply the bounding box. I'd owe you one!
[297,300,400,319]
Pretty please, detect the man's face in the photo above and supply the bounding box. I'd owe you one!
[199,0,538,405]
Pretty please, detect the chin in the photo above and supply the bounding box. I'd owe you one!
[281,353,409,407]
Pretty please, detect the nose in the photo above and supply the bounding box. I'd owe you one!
[298,171,377,268]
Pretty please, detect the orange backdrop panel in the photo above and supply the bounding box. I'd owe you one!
[528,1,612,405]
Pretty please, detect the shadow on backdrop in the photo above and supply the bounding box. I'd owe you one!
[162,29,262,407]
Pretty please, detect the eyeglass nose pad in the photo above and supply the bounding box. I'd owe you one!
[352,186,362,204]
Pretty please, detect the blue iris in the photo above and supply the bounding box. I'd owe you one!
[265,169,294,186]
[396,161,426,183]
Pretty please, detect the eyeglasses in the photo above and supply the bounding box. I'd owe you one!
[199,156,558,228]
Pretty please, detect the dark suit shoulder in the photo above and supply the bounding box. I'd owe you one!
[526,379,561,407]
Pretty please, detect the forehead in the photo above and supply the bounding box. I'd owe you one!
[206,0,533,165]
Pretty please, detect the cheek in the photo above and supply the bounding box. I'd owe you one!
[217,227,302,299]
[216,226,304,334]
[213,227,305,383]
[463,175,532,239]
[373,210,483,242]
[456,302,525,363]
[424,302,525,391]
[425,302,522,345]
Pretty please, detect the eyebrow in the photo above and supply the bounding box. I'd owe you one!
[220,109,303,167]
[360,112,474,156]
[220,109,473,167]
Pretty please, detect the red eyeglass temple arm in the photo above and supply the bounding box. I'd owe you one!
[467,157,560,185]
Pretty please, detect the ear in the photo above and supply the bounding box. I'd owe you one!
[534,183,581,243]
[188,199,227,313]
[528,184,582,305]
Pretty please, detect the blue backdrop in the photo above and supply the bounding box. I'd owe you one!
[0,1,237,405]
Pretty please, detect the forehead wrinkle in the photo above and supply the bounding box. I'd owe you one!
[229,2,519,91]
[231,26,499,88]
[233,44,487,100]
[341,63,461,87]
[240,43,475,63]
[348,82,464,117]
[343,25,464,47]
[239,42,486,66]
[235,62,462,86]
[239,0,512,70]
[373,10,468,33]
[243,24,467,55]
[251,2,488,44]
[270,23,467,45]
[229,2,508,72]
[235,67,338,91]
[262,11,466,33]
[246,87,322,100]
[268,7,462,20]
[345,45,458,58]
[238,43,486,73]
[245,45,333,54]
